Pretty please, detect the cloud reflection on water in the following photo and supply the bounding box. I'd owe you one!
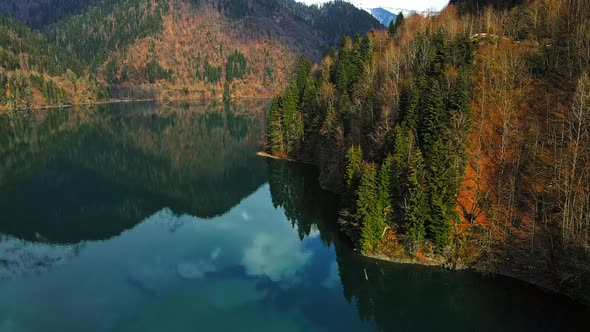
[242,232,311,285]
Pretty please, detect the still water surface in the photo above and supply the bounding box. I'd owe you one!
[0,101,588,332]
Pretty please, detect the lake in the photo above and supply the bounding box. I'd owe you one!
[0,101,588,332]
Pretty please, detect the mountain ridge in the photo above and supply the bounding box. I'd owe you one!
[0,0,383,109]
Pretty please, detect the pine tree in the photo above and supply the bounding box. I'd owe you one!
[294,57,312,100]
[450,70,471,114]
[395,12,404,32]
[345,145,364,188]
[378,155,394,221]
[267,96,285,156]
[282,82,300,154]
[400,83,420,133]
[335,36,352,92]
[391,126,412,200]
[300,76,317,114]
[350,38,364,89]
[357,162,385,252]
[425,139,453,251]
[388,20,396,36]
[432,30,451,75]
[360,35,372,62]
[403,148,428,253]
[420,79,445,152]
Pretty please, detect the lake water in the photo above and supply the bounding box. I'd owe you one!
[0,101,588,332]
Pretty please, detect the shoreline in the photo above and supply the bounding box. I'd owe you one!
[362,249,590,306]
[0,98,156,112]
[0,96,275,113]
[257,150,590,307]
[256,151,318,166]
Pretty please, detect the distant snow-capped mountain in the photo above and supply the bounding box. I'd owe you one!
[298,1,441,16]
[370,7,397,26]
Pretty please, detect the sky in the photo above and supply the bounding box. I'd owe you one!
[296,0,450,12]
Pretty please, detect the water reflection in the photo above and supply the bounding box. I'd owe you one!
[0,101,268,243]
[0,102,588,332]
[0,234,83,280]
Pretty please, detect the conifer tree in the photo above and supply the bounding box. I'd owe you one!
[345,145,364,188]
[357,162,385,252]
[395,12,404,32]
[403,148,428,253]
[401,84,421,133]
[300,76,317,114]
[267,96,285,156]
[388,20,396,36]
[450,70,471,114]
[335,36,352,92]
[420,80,445,153]
[425,139,453,251]
[378,155,394,222]
[360,35,372,62]
[294,57,312,99]
[282,82,300,154]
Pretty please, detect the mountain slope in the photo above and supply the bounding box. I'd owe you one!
[0,0,383,109]
[45,0,168,69]
[0,14,99,109]
[0,15,80,75]
[44,0,383,100]
[44,0,382,67]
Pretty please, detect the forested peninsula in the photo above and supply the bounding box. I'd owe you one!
[266,0,590,303]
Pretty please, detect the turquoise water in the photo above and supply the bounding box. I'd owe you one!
[0,101,588,332]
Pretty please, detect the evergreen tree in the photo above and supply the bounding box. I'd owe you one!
[388,20,396,36]
[345,145,364,188]
[357,162,385,252]
[281,82,302,154]
[450,70,472,114]
[420,80,445,152]
[360,35,372,62]
[300,76,317,114]
[425,139,454,251]
[267,96,285,155]
[294,57,312,98]
[378,155,394,222]
[350,39,364,88]
[395,12,404,32]
[226,50,248,82]
[335,36,352,92]
[400,83,421,133]
[403,148,428,253]
[391,126,413,203]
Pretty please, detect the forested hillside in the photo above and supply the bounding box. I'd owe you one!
[0,0,382,110]
[0,15,100,109]
[267,0,590,302]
